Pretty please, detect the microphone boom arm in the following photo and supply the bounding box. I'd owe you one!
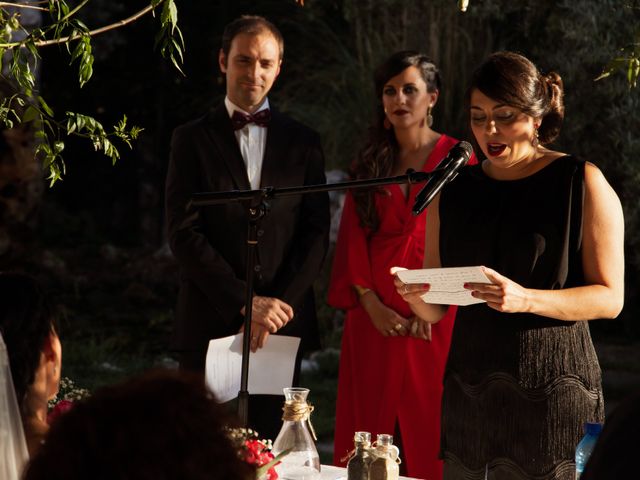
[190,168,441,207]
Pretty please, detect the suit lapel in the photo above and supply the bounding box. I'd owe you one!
[205,105,251,190]
[261,109,290,188]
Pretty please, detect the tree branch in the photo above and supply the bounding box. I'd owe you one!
[0,2,159,48]
[0,2,48,11]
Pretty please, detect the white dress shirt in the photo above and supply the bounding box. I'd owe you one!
[224,97,269,190]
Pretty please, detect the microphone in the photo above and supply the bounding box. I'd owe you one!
[412,141,473,216]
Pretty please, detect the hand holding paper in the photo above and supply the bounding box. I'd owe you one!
[394,266,492,306]
[205,334,301,403]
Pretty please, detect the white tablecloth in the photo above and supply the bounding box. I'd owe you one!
[320,464,416,479]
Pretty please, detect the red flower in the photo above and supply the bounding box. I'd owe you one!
[47,399,74,424]
[226,428,280,479]
[243,439,275,467]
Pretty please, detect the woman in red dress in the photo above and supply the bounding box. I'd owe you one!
[329,51,470,479]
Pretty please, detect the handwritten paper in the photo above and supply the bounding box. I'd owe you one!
[205,334,301,403]
[394,266,491,306]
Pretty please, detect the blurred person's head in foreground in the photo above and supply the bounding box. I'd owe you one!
[23,369,253,480]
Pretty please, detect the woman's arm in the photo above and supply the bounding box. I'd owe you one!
[329,193,412,336]
[392,193,450,323]
[466,162,625,320]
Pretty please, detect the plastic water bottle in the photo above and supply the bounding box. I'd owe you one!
[575,422,602,479]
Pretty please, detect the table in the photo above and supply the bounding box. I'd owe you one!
[320,464,416,479]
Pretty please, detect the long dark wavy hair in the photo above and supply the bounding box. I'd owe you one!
[352,51,441,231]
[0,272,59,408]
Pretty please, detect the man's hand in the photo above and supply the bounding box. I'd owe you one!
[241,296,294,332]
[238,296,293,351]
[239,322,271,352]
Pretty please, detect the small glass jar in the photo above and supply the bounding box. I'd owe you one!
[272,387,320,479]
[368,433,400,480]
[347,431,372,480]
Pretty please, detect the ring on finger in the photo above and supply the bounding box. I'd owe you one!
[394,323,403,332]
[387,329,395,335]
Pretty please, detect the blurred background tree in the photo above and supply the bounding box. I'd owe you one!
[0,0,181,262]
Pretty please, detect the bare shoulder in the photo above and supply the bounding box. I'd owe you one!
[583,161,623,226]
[584,161,621,202]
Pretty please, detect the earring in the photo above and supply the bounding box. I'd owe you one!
[532,127,540,148]
[383,117,391,130]
[426,106,433,128]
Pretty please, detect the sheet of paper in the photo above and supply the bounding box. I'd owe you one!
[395,266,491,306]
[205,334,301,403]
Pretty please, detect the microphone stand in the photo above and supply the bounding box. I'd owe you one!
[191,168,437,426]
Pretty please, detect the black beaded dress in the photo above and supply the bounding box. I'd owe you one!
[438,156,604,480]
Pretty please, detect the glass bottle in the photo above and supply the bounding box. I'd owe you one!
[272,387,321,480]
[575,422,603,479]
[347,431,372,480]
[368,433,400,480]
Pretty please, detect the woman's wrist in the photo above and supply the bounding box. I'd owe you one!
[411,302,446,323]
[358,290,379,311]
[353,284,371,297]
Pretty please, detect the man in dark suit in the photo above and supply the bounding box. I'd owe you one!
[165,15,330,439]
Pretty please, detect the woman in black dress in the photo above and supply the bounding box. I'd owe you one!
[394,51,625,479]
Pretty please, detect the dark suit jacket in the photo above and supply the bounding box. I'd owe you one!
[165,103,330,356]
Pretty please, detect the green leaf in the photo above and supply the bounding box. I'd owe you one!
[8,13,20,30]
[168,0,178,29]
[11,50,35,91]
[72,19,89,31]
[117,114,128,131]
[22,105,40,123]
[46,160,65,187]
[594,70,613,82]
[161,1,172,25]
[171,37,184,62]
[36,143,51,156]
[70,37,86,63]
[37,96,55,117]
[130,126,143,138]
[24,39,40,60]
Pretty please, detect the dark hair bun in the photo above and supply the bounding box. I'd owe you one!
[538,72,564,144]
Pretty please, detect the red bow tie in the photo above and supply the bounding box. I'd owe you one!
[231,109,271,130]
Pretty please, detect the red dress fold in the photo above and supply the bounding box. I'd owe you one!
[329,135,465,480]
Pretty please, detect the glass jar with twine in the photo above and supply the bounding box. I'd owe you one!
[272,387,321,479]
